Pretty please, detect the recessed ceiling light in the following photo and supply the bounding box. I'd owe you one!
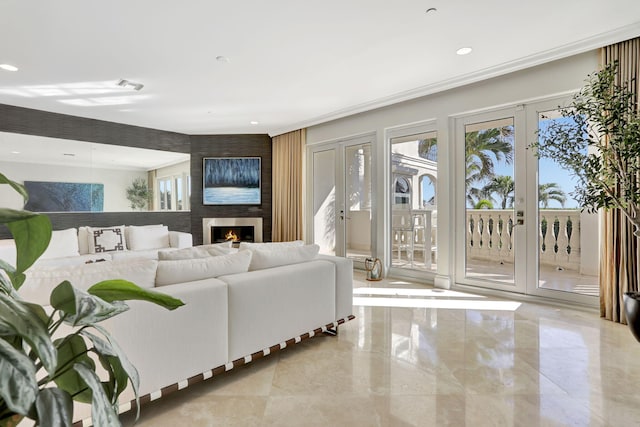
[10,151,20,154]
[456,47,473,56]
[425,7,437,14]
[0,64,18,72]
[250,121,259,125]
[216,56,230,63]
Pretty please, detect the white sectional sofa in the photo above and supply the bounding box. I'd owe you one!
[12,240,354,425]
[0,224,193,267]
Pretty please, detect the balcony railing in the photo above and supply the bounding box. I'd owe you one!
[465,209,598,274]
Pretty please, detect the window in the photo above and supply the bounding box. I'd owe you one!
[157,174,190,211]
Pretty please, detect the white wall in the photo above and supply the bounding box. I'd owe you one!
[155,160,190,178]
[0,160,146,212]
[305,51,600,284]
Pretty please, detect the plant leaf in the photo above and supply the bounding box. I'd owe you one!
[52,335,94,404]
[0,338,38,416]
[81,330,128,403]
[0,173,28,204]
[35,388,73,427]
[50,281,77,316]
[88,280,185,310]
[52,283,129,326]
[73,362,121,427]
[92,324,140,420]
[4,213,51,285]
[0,293,57,373]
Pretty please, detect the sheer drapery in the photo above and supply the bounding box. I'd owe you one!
[272,129,305,242]
[600,37,640,323]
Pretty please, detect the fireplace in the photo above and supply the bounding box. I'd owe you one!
[202,217,263,244]
[211,225,255,243]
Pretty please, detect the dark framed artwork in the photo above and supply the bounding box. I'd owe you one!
[23,181,104,212]
[202,157,261,205]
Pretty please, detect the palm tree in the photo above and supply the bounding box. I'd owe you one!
[466,185,493,208]
[538,182,567,208]
[474,199,494,209]
[465,126,514,187]
[418,137,438,161]
[483,175,514,209]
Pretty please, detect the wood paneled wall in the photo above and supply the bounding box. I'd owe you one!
[190,135,273,245]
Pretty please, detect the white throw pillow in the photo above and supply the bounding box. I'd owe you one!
[248,244,319,271]
[127,225,170,251]
[239,240,304,251]
[156,250,252,286]
[41,228,80,260]
[20,258,158,306]
[77,226,90,255]
[87,225,127,254]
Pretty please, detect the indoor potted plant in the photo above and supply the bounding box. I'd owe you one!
[531,61,640,339]
[126,178,152,211]
[0,172,184,426]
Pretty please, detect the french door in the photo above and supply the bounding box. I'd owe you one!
[455,102,598,305]
[308,134,374,264]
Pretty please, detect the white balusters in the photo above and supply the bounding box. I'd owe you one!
[466,209,581,271]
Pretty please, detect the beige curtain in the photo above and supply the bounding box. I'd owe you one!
[148,170,157,211]
[600,37,640,323]
[272,129,305,241]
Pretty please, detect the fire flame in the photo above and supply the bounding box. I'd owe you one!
[225,230,239,241]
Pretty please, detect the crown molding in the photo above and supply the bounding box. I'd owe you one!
[269,23,640,137]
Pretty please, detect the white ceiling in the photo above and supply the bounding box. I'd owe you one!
[0,132,189,170]
[1,1,639,137]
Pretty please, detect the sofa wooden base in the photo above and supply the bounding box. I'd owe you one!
[74,315,355,427]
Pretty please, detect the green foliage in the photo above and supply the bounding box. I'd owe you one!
[465,127,514,207]
[125,178,152,211]
[0,173,184,426]
[474,199,494,209]
[538,182,567,209]
[532,61,640,234]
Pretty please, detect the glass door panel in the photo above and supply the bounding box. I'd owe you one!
[390,131,438,272]
[345,143,372,262]
[464,117,516,285]
[536,109,599,297]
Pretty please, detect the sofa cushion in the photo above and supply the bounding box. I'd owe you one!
[35,254,112,267]
[20,258,158,306]
[248,244,319,271]
[41,228,80,260]
[127,225,170,251]
[155,250,252,287]
[239,240,304,251]
[87,225,127,254]
[158,244,234,261]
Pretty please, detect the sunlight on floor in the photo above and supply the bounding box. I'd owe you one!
[353,287,485,299]
[354,296,520,311]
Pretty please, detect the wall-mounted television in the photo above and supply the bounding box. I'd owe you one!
[202,157,261,205]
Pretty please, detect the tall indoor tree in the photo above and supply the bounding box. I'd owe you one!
[532,61,640,235]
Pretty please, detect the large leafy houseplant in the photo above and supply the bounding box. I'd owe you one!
[0,173,184,426]
[532,61,640,236]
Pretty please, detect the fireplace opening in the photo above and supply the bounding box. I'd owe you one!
[211,226,255,244]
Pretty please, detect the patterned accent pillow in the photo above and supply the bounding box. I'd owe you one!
[88,226,126,253]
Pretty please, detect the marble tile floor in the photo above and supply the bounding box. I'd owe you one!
[120,272,640,426]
